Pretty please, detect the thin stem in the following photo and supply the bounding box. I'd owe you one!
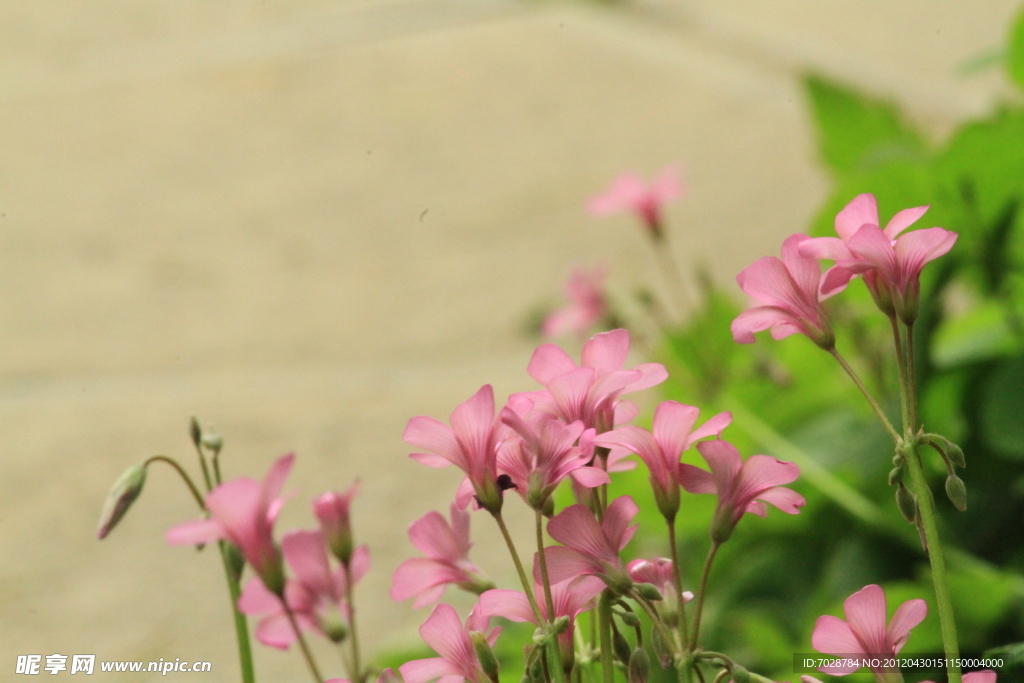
[491,512,543,621]
[536,510,557,622]
[598,592,614,683]
[283,602,325,683]
[903,445,960,683]
[829,348,900,443]
[688,542,719,650]
[630,592,676,658]
[344,563,363,683]
[890,317,913,435]
[218,541,256,683]
[906,323,919,431]
[192,441,214,493]
[212,449,224,486]
[666,519,690,649]
[144,456,206,510]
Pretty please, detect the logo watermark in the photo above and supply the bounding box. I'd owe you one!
[15,655,211,675]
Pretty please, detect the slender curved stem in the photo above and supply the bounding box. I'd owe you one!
[598,592,614,683]
[629,592,676,658]
[536,511,557,623]
[492,512,543,621]
[283,602,325,683]
[144,456,207,510]
[218,541,256,683]
[688,542,719,650]
[890,318,912,435]
[828,348,900,443]
[906,324,920,431]
[192,441,214,493]
[344,563,363,683]
[666,519,689,650]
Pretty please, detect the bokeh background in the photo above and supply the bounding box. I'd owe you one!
[2,1,1023,681]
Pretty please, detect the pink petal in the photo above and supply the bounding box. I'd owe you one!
[893,228,957,283]
[283,530,335,597]
[886,598,927,653]
[843,584,888,654]
[413,585,448,610]
[963,672,997,683]
[405,417,464,469]
[595,426,668,485]
[754,486,806,515]
[677,463,716,494]
[651,165,684,204]
[581,329,630,373]
[349,544,372,584]
[799,236,856,262]
[603,495,640,552]
[652,401,700,458]
[454,477,476,510]
[391,558,463,603]
[237,576,283,616]
[418,604,471,666]
[588,174,647,217]
[556,575,606,617]
[539,546,599,584]
[614,400,639,425]
[735,455,800,499]
[410,452,455,468]
[548,504,608,559]
[780,234,822,304]
[165,518,225,546]
[847,225,898,282]
[548,367,597,422]
[569,466,611,488]
[478,589,537,624]
[262,453,296,503]
[627,363,669,392]
[835,193,879,242]
[696,440,742,496]
[449,385,495,465]
[400,658,462,683]
[254,613,301,650]
[731,306,797,344]
[812,614,863,656]
[449,504,472,556]
[528,344,578,385]
[409,511,463,562]
[819,265,856,298]
[688,411,732,443]
[884,205,929,240]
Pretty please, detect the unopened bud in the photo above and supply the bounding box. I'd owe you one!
[189,417,202,448]
[471,632,500,683]
[628,648,650,683]
[97,463,147,539]
[888,467,903,486]
[613,631,632,666]
[945,475,967,511]
[619,611,641,627]
[927,434,965,469]
[552,616,570,634]
[896,484,917,524]
[532,628,550,647]
[731,665,751,683]
[634,583,663,602]
[224,542,245,583]
[542,496,555,519]
[323,619,349,643]
[650,625,671,669]
[200,432,223,453]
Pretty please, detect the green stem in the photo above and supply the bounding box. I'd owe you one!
[890,317,913,435]
[688,542,719,650]
[492,512,543,621]
[536,510,567,681]
[828,348,900,443]
[344,563,363,683]
[630,592,676,658]
[192,441,214,493]
[283,602,325,683]
[666,519,689,650]
[218,541,256,683]
[906,324,919,432]
[144,456,207,510]
[598,592,614,683]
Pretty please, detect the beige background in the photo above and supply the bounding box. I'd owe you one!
[1,1,1019,680]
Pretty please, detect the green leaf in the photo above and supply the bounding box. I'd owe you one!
[1008,6,1024,91]
[803,75,927,175]
[931,298,1024,367]
[979,356,1024,459]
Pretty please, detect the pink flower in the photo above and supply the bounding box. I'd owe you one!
[404,385,506,513]
[327,669,401,683]
[392,504,493,609]
[811,584,927,676]
[588,166,684,239]
[166,453,294,594]
[799,193,958,322]
[594,401,731,520]
[237,530,370,649]
[399,604,501,683]
[731,234,836,349]
[314,483,359,565]
[498,407,609,510]
[543,265,609,339]
[479,573,604,654]
[520,329,668,433]
[679,440,805,543]
[542,496,639,591]
[627,558,693,605]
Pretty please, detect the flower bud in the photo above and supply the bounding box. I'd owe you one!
[471,631,500,683]
[634,583,664,602]
[888,467,903,486]
[896,484,917,524]
[927,434,965,469]
[313,486,358,565]
[945,475,967,512]
[650,626,672,669]
[97,463,147,539]
[322,618,349,644]
[189,417,202,448]
[619,611,641,627]
[613,631,632,665]
[224,542,245,583]
[628,648,650,683]
[552,616,570,634]
[731,665,751,683]
[200,432,223,453]
[532,628,550,646]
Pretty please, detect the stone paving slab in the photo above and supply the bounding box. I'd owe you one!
[0,1,1017,680]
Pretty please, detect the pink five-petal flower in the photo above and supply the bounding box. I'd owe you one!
[541,496,639,591]
[799,193,957,322]
[399,604,501,683]
[543,265,609,339]
[731,233,838,350]
[627,558,693,606]
[392,504,493,609]
[588,166,684,239]
[404,385,506,513]
[679,440,805,544]
[238,530,371,649]
[166,452,294,594]
[479,573,604,655]
[595,401,731,520]
[314,482,359,565]
[812,584,927,677]
[521,329,667,433]
[498,407,609,511]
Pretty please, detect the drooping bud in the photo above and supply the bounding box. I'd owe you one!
[888,467,903,486]
[896,484,917,524]
[926,434,966,469]
[552,616,571,634]
[634,583,664,602]
[731,664,751,683]
[650,626,671,669]
[628,648,650,683]
[313,485,358,565]
[619,611,641,627]
[471,631,500,683]
[612,631,632,666]
[200,432,223,454]
[189,417,202,448]
[322,618,349,644]
[97,463,148,539]
[945,475,967,511]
